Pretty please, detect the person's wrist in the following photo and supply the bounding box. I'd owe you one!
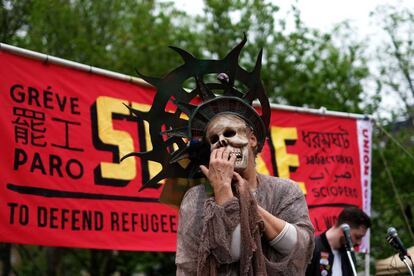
[214,185,233,205]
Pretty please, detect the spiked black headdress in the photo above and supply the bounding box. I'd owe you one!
[123,35,270,196]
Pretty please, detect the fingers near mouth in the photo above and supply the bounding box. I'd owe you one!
[229,149,242,162]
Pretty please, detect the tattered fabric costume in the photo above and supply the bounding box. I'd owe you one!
[123,35,314,275]
[177,174,314,275]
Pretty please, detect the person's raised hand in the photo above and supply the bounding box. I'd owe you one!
[200,147,236,205]
[232,171,248,193]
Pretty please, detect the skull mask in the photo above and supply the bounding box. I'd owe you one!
[205,113,253,171]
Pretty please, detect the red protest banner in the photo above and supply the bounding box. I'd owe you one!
[0,49,178,251]
[256,110,372,252]
[0,45,372,252]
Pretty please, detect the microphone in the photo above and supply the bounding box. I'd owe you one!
[341,223,357,275]
[341,223,355,252]
[386,227,409,258]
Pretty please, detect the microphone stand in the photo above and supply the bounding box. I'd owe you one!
[345,249,357,276]
[399,253,414,276]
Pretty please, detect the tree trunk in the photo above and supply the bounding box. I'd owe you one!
[0,243,12,276]
[47,247,63,276]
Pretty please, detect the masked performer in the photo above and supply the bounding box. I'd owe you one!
[124,36,314,275]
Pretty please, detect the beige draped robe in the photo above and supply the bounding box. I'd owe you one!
[176,174,315,275]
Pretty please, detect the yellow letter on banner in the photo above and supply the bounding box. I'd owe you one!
[96,96,136,180]
[130,102,163,182]
[256,155,270,175]
[270,127,307,194]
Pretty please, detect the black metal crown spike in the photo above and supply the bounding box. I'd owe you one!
[123,35,270,194]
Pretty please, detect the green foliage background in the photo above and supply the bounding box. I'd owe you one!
[1,0,414,275]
